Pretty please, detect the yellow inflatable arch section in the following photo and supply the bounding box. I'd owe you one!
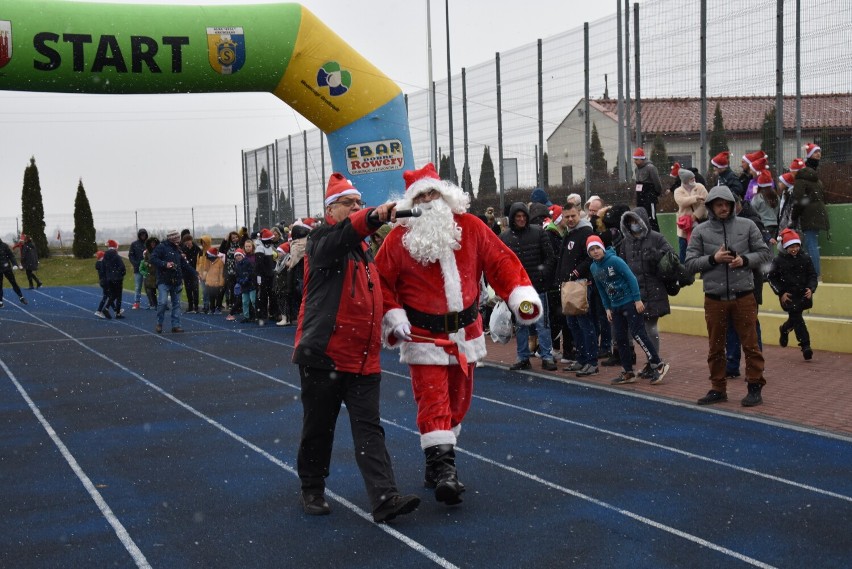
[0,1,413,205]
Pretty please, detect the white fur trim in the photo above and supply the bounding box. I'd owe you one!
[421,430,456,449]
[452,424,461,438]
[508,286,543,324]
[439,252,464,312]
[381,308,409,349]
[783,238,801,248]
[398,178,470,214]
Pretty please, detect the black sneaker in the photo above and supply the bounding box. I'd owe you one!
[576,364,599,377]
[541,359,558,371]
[637,363,653,379]
[697,390,728,405]
[300,493,331,516]
[372,494,420,523]
[802,346,813,360]
[19,296,27,305]
[509,359,531,371]
[649,362,670,385]
[564,361,584,372]
[779,325,789,348]
[741,384,763,407]
[611,371,636,385]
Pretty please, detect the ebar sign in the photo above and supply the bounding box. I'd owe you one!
[346,139,405,175]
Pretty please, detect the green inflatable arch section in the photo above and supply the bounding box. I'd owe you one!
[0,0,414,207]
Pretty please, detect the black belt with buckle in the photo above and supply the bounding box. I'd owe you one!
[403,302,479,334]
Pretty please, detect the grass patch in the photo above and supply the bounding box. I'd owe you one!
[31,253,132,287]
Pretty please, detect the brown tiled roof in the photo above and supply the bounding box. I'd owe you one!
[591,94,852,133]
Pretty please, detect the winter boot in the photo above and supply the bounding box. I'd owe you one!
[741,383,763,407]
[424,444,464,505]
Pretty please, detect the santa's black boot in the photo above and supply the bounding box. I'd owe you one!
[424,444,465,505]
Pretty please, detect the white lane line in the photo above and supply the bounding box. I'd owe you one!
[11,296,460,569]
[0,359,152,569]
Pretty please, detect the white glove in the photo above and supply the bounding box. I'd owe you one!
[393,321,412,342]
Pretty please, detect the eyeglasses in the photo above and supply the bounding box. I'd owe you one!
[334,198,364,207]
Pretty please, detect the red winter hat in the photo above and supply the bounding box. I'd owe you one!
[743,150,766,165]
[670,162,680,177]
[96,250,105,260]
[749,156,768,174]
[107,239,118,249]
[324,173,361,207]
[804,143,821,158]
[789,158,805,172]
[276,242,290,255]
[549,204,563,224]
[586,234,605,252]
[234,248,246,258]
[756,169,774,187]
[259,228,275,242]
[302,217,317,227]
[779,228,801,249]
[711,151,730,168]
[632,147,646,160]
[206,246,220,258]
[779,172,796,188]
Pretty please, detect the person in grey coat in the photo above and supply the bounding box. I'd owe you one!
[618,207,675,377]
[685,186,772,408]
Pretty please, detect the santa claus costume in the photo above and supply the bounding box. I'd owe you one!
[374,163,542,506]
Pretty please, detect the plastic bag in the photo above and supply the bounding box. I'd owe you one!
[489,300,513,344]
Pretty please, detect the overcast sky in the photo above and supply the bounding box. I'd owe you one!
[0,0,625,216]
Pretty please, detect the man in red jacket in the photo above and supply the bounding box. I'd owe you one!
[292,173,420,524]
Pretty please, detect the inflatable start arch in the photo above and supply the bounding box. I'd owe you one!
[0,0,414,207]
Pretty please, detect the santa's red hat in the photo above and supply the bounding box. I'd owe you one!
[743,150,766,165]
[779,228,801,249]
[804,143,821,158]
[711,151,730,168]
[403,162,440,190]
[259,228,275,242]
[779,172,796,188]
[19,233,27,241]
[789,158,805,173]
[670,162,680,177]
[549,204,563,224]
[107,239,118,249]
[397,162,469,215]
[749,156,768,174]
[756,169,774,187]
[586,234,605,252]
[276,242,290,255]
[632,147,647,160]
[324,173,361,207]
[302,217,317,227]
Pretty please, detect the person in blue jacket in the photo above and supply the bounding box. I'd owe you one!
[587,235,670,386]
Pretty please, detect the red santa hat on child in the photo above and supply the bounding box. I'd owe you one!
[324,173,361,207]
[749,156,768,175]
[397,162,469,214]
[206,246,223,259]
[743,150,766,165]
[789,158,805,172]
[276,242,290,255]
[804,143,821,158]
[632,147,647,160]
[779,228,801,249]
[711,151,730,168]
[107,239,118,249]
[756,169,774,187]
[670,162,680,177]
[549,204,563,225]
[259,228,275,242]
[96,250,105,260]
[586,235,605,252]
[234,248,246,258]
[779,172,796,188]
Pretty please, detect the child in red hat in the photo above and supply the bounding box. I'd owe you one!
[767,229,818,360]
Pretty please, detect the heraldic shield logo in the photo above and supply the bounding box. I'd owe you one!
[316,62,352,97]
[207,27,245,75]
[0,21,12,70]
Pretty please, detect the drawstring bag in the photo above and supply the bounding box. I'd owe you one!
[489,300,513,344]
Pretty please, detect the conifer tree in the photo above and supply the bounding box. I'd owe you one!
[650,133,669,173]
[461,161,473,194]
[72,179,98,259]
[21,157,49,257]
[709,102,729,160]
[253,167,272,231]
[760,106,777,169]
[590,123,608,179]
[478,146,497,195]
[439,154,450,179]
[542,152,549,188]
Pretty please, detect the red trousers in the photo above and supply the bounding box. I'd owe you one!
[409,364,475,441]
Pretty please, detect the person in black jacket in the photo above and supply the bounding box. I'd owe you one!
[501,202,557,371]
[768,229,818,360]
[180,233,201,314]
[711,151,745,199]
[128,228,148,309]
[102,239,126,318]
[0,237,27,307]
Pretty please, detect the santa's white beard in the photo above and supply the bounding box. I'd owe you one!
[402,198,462,265]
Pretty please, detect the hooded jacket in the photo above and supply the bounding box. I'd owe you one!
[499,202,555,292]
[128,229,148,273]
[555,218,594,283]
[589,247,642,311]
[767,248,818,313]
[618,207,674,318]
[791,166,830,231]
[684,186,772,300]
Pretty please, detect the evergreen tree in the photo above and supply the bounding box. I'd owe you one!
[253,167,272,231]
[590,122,608,179]
[461,160,473,194]
[277,190,294,225]
[542,152,549,188]
[72,179,98,259]
[650,133,669,173]
[709,102,729,160]
[21,156,49,257]
[478,146,497,195]
[439,154,450,180]
[760,106,778,170]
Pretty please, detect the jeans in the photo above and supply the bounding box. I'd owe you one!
[297,366,397,510]
[803,229,821,276]
[611,303,661,371]
[678,237,688,264]
[726,317,763,375]
[515,292,554,361]
[134,272,144,304]
[242,290,257,319]
[157,283,183,328]
[566,313,598,366]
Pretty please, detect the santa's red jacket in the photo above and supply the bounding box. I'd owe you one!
[375,213,540,364]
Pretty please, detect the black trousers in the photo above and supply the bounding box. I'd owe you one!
[297,366,398,510]
[0,268,23,300]
[183,276,199,311]
[106,280,123,311]
[25,269,42,288]
[782,310,811,348]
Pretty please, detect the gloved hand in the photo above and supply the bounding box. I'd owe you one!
[393,321,412,341]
